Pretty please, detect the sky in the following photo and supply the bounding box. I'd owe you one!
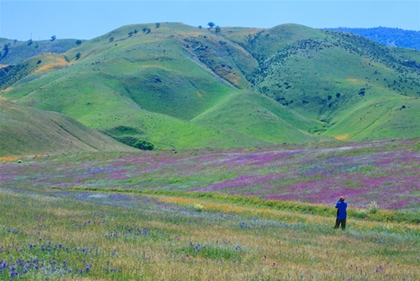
[1,0,419,41]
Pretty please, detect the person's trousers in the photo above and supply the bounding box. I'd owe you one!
[334,219,346,230]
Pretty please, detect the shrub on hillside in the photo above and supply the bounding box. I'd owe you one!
[133,140,154,150]
[111,136,155,150]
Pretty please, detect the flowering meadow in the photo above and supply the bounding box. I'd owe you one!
[2,138,420,210]
[1,139,420,280]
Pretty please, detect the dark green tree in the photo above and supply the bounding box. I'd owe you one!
[208,22,215,29]
[50,35,56,41]
[75,40,82,46]
[215,26,221,33]
[155,23,160,28]
[75,53,81,60]
[2,44,9,58]
[142,27,151,34]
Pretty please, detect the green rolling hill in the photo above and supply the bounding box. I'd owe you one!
[1,22,420,154]
[0,99,134,156]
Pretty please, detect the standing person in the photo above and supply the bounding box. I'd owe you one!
[334,196,347,230]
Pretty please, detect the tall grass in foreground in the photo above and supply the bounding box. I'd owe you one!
[0,187,419,280]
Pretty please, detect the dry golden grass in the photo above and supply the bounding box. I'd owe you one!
[34,56,68,73]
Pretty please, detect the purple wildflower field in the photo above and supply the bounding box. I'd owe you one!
[1,139,420,210]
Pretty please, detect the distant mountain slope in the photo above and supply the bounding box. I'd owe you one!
[0,99,133,156]
[0,38,82,65]
[1,23,420,151]
[326,27,420,50]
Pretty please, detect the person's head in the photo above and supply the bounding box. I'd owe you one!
[339,196,345,202]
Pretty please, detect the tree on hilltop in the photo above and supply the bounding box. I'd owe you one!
[50,35,56,41]
[208,22,215,29]
[155,23,160,28]
[215,26,221,33]
[2,44,9,58]
[75,40,82,46]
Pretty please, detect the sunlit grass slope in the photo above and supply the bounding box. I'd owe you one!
[192,91,324,143]
[0,99,133,156]
[0,23,320,149]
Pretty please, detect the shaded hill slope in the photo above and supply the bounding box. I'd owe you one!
[0,99,134,156]
[1,23,420,150]
[0,38,82,65]
[326,27,420,50]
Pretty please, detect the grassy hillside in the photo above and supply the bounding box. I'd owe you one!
[192,91,323,143]
[0,99,134,156]
[222,24,420,140]
[1,23,420,152]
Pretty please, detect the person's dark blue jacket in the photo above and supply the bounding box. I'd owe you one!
[335,200,347,220]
